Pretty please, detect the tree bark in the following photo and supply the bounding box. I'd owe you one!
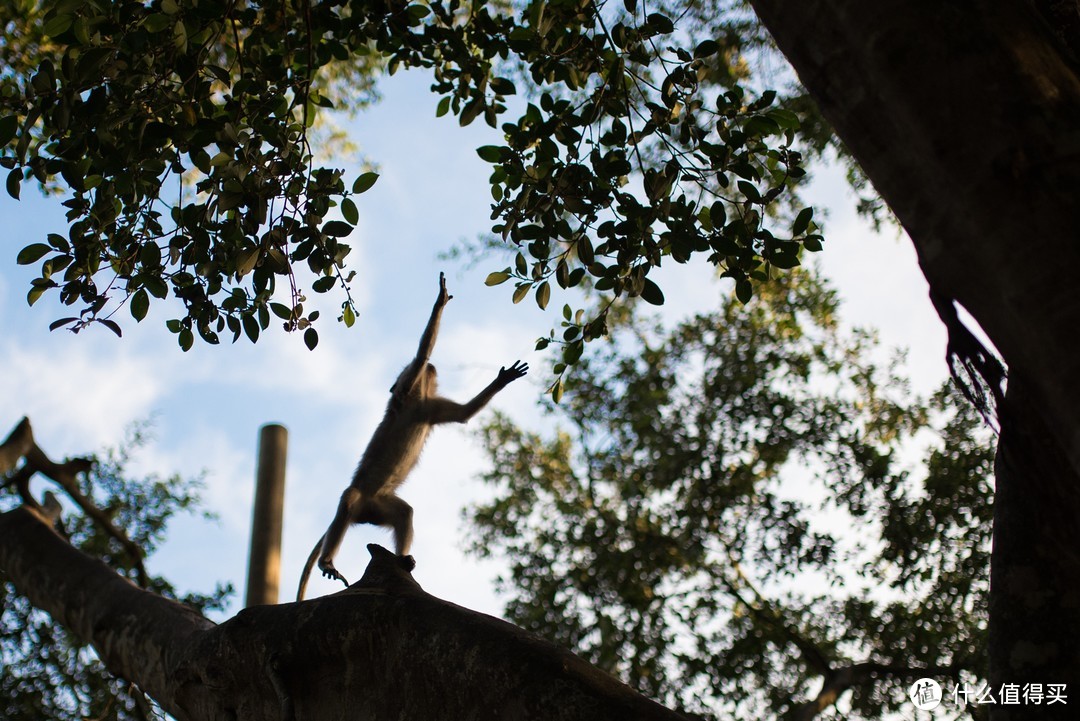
[991,377,1080,720]
[746,2,1080,718]
[0,506,685,721]
[748,0,1080,472]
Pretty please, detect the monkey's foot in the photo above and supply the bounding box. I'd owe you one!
[318,561,350,587]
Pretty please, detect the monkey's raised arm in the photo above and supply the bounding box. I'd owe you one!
[391,274,454,400]
[415,272,452,364]
[425,361,529,424]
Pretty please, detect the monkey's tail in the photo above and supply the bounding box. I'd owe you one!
[296,535,325,601]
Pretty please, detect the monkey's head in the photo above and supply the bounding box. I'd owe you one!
[423,363,438,393]
[390,362,438,396]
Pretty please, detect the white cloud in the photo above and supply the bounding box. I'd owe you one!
[0,340,165,449]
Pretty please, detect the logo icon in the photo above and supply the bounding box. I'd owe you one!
[910,678,943,710]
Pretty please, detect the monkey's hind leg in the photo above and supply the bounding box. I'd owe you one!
[360,493,414,556]
[317,488,361,587]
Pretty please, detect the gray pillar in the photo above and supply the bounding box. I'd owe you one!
[244,423,288,607]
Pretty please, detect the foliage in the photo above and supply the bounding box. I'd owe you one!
[465,270,994,719]
[0,423,231,721]
[1,0,826,369]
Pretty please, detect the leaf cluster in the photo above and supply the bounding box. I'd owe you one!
[2,0,824,362]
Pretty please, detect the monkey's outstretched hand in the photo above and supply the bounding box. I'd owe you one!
[436,272,453,306]
[497,360,529,385]
[319,559,350,587]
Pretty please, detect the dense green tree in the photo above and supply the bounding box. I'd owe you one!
[468,271,994,719]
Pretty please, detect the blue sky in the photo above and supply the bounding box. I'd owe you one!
[0,69,948,618]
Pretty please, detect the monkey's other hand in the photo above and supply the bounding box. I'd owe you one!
[318,560,350,588]
[437,272,453,306]
[497,360,529,385]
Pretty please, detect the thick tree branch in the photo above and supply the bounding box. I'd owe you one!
[0,416,33,475]
[1,416,149,585]
[0,512,686,721]
[0,505,213,712]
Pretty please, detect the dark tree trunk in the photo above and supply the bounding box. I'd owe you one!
[748,0,1080,471]
[992,377,1080,719]
[747,1,1080,718]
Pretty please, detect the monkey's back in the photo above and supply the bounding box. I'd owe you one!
[352,402,431,496]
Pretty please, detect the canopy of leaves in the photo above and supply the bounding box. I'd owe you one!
[0,424,230,721]
[1,0,825,364]
[466,270,994,720]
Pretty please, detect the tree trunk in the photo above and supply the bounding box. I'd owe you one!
[747,1,1080,718]
[748,0,1080,472]
[0,507,686,721]
[991,377,1080,719]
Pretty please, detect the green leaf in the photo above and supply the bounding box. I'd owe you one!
[173,19,188,52]
[476,145,503,163]
[694,40,720,58]
[793,207,814,236]
[342,303,356,328]
[312,276,336,293]
[551,377,564,404]
[769,253,801,269]
[17,243,50,265]
[490,77,516,95]
[179,328,194,351]
[243,314,260,343]
[735,279,753,304]
[645,13,674,34]
[304,327,319,350]
[6,168,21,200]
[323,220,353,237]
[709,200,727,228]
[485,271,511,286]
[236,248,259,276]
[512,284,529,304]
[436,96,451,118]
[144,275,169,299]
[130,289,149,321]
[43,14,73,38]
[270,302,293,320]
[341,197,359,225]
[640,278,665,305]
[144,13,172,33]
[0,116,17,147]
[48,317,77,331]
[738,180,761,202]
[99,319,123,338]
[352,172,379,194]
[460,99,483,127]
[577,236,594,265]
[536,281,551,310]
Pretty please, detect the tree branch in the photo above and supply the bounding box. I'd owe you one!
[0,417,149,585]
[0,514,687,721]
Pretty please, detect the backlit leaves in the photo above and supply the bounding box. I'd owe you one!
[1,0,820,359]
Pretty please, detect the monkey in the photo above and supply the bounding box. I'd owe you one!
[296,273,528,600]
